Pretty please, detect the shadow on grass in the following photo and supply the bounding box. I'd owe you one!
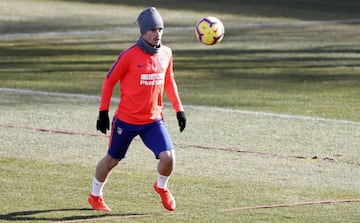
[0,208,147,222]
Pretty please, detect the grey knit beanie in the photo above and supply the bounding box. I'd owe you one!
[137,7,164,35]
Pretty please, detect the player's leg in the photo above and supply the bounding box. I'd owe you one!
[94,154,120,188]
[154,151,177,211]
[88,154,119,212]
[140,120,176,211]
[157,149,175,186]
[89,118,136,211]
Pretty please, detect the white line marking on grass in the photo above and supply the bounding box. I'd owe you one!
[0,26,193,39]
[237,18,360,28]
[1,87,360,125]
[0,87,102,100]
[0,19,359,39]
[183,104,360,125]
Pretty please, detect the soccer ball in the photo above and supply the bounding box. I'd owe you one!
[195,16,225,45]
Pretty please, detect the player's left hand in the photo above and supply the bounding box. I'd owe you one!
[176,111,186,132]
[96,110,110,134]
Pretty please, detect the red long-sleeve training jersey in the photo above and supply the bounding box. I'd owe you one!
[99,44,184,124]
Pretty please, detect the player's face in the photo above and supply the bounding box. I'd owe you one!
[143,28,163,47]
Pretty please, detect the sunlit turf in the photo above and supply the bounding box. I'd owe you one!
[1,2,360,123]
[1,157,359,223]
[1,22,360,120]
[1,91,359,222]
[0,1,360,222]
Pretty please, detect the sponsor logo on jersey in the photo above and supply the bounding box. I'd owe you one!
[140,73,164,86]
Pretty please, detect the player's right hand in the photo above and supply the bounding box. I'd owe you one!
[96,110,110,134]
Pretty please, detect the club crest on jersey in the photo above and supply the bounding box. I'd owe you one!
[159,58,167,69]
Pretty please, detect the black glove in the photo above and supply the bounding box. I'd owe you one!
[96,110,110,134]
[176,111,186,132]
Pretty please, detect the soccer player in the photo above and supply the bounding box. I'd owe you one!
[88,7,186,212]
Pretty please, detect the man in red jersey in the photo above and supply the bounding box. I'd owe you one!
[88,7,186,212]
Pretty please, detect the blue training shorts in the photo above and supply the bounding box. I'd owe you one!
[107,118,174,160]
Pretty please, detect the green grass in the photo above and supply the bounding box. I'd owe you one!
[1,91,359,223]
[1,0,360,121]
[1,0,360,222]
[1,157,359,222]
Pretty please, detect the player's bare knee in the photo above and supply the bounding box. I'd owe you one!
[101,154,121,170]
[108,157,120,169]
[159,150,174,161]
[159,151,175,169]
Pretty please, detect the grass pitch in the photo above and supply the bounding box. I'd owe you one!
[1,0,360,222]
[1,0,360,121]
[1,91,359,223]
